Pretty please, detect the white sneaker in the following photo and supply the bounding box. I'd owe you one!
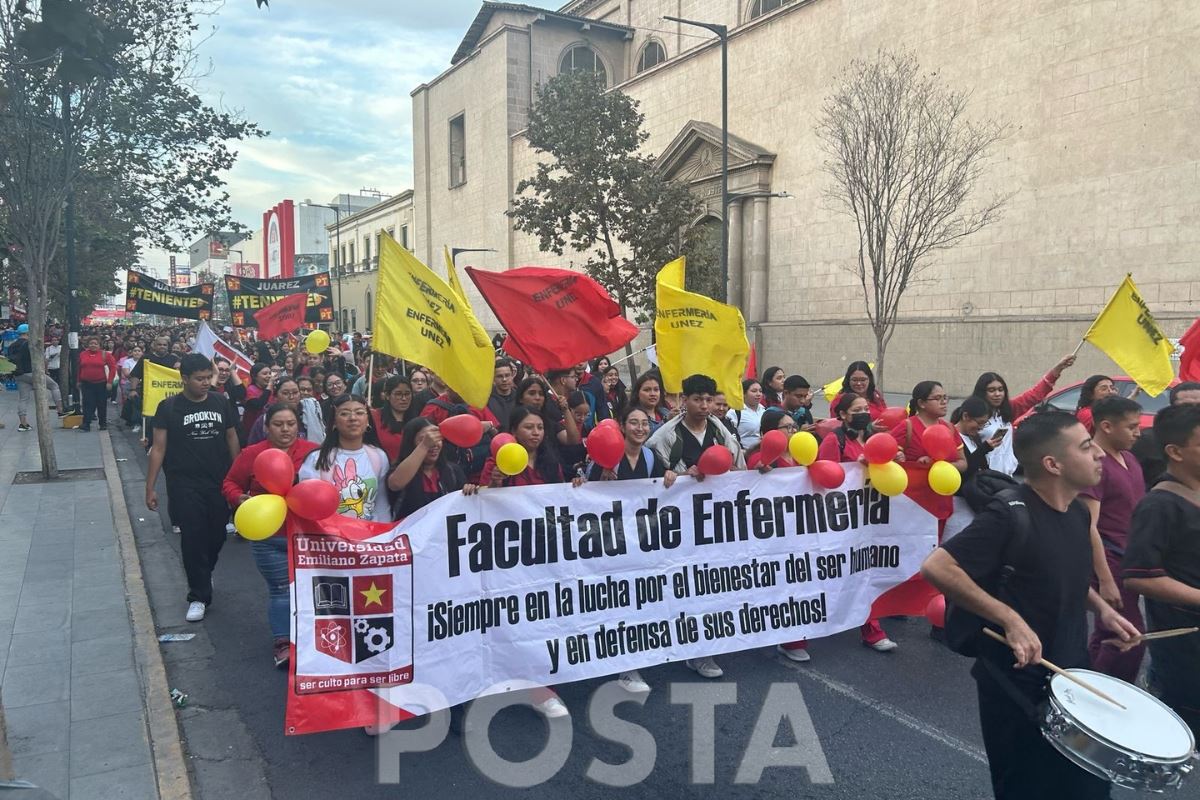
[867,638,898,652]
[225,523,237,536]
[171,525,181,535]
[363,722,395,736]
[686,657,724,678]
[617,670,650,694]
[532,694,570,719]
[777,644,811,663]
[185,601,206,622]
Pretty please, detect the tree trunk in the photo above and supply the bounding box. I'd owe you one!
[26,267,59,479]
[874,328,888,395]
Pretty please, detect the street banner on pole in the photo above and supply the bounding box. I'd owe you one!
[284,464,937,734]
[125,270,214,320]
[225,273,334,328]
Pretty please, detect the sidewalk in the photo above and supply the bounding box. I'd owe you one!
[0,391,188,800]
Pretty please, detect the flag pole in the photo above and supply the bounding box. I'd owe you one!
[1071,339,1086,358]
[607,344,653,369]
[365,354,374,406]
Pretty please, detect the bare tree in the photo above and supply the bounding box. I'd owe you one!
[816,50,1008,388]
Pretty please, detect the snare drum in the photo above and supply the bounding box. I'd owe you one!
[1041,668,1197,792]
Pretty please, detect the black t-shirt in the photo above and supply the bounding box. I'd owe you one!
[155,392,237,487]
[1123,480,1200,706]
[587,448,666,481]
[8,338,31,374]
[131,352,181,382]
[942,484,1093,691]
[1130,430,1166,490]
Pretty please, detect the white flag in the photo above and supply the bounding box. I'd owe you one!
[195,321,253,383]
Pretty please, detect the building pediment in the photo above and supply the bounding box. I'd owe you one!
[656,120,776,184]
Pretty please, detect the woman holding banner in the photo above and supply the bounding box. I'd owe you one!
[387,418,476,520]
[746,409,799,470]
[298,395,392,523]
[223,403,319,668]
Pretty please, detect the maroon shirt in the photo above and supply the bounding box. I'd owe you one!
[1080,450,1145,556]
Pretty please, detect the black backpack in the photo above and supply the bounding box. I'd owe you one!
[943,488,1034,657]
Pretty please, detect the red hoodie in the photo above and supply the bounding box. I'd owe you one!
[222,439,320,510]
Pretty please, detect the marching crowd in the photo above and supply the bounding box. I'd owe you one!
[8,320,1200,795]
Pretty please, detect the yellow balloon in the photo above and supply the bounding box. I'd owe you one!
[235,494,288,541]
[929,460,963,496]
[304,329,331,354]
[868,461,908,497]
[788,431,819,466]
[495,442,529,476]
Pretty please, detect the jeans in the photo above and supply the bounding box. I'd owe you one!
[15,372,62,417]
[251,536,290,640]
[81,381,108,428]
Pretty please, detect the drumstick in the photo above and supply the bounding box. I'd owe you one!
[1102,626,1199,646]
[982,628,1126,710]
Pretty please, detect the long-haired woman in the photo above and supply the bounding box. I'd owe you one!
[968,354,1075,473]
[297,394,392,522]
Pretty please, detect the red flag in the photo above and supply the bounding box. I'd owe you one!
[1180,317,1200,382]
[745,344,758,380]
[255,293,308,340]
[466,266,638,372]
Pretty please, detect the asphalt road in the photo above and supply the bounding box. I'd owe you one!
[110,426,1200,800]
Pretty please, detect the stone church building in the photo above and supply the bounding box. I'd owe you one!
[411,0,1198,392]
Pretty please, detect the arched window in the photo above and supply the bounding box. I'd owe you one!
[748,0,792,21]
[559,45,607,85]
[637,40,666,73]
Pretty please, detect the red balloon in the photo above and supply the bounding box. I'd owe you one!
[925,594,946,628]
[286,479,340,521]
[758,429,787,466]
[808,460,846,489]
[879,407,908,429]
[440,414,483,448]
[254,448,295,496]
[922,424,960,462]
[863,432,899,465]
[586,426,624,470]
[597,418,620,432]
[697,445,733,476]
[489,432,515,457]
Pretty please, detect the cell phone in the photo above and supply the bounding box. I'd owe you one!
[994,428,1009,440]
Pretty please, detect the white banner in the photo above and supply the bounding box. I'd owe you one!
[286,464,937,730]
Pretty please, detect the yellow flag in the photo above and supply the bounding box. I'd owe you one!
[442,246,493,349]
[373,234,494,408]
[654,257,750,409]
[1083,275,1175,397]
[142,360,183,417]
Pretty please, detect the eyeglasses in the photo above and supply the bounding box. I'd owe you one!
[392,391,413,399]
[625,421,650,429]
[926,395,949,403]
[779,423,799,432]
[336,409,369,419]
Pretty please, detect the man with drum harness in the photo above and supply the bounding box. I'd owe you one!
[1124,402,1200,737]
[922,411,1139,799]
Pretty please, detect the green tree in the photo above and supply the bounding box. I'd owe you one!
[0,0,262,476]
[815,50,1007,389]
[509,71,716,375]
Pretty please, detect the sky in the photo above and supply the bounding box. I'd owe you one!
[142,0,504,272]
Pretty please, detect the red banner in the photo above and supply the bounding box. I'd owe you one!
[254,292,307,339]
[1180,317,1200,382]
[465,266,638,372]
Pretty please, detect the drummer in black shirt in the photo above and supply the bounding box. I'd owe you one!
[922,411,1137,799]
[1124,402,1200,737]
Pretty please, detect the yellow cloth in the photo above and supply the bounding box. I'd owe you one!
[442,246,493,349]
[1083,275,1176,397]
[653,257,750,409]
[373,235,494,408]
[141,360,183,417]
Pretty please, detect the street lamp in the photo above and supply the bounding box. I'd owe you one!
[450,247,497,269]
[663,14,729,299]
[726,191,791,205]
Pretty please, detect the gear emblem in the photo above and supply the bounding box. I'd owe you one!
[354,619,371,634]
[363,626,391,654]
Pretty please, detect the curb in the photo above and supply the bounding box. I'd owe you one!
[99,432,193,800]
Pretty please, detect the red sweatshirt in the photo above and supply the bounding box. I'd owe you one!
[222,439,320,509]
[78,350,117,384]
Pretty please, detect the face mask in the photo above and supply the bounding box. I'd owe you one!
[847,412,872,431]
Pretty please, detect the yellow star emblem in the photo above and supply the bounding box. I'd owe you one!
[359,581,387,608]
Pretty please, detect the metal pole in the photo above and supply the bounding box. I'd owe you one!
[719,30,729,303]
[333,206,342,331]
[62,88,79,410]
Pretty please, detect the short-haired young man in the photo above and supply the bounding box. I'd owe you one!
[922,411,1137,799]
[145,354,240,622]
[782,375,815,430]
[1131,381,1200,488]
[1080,396,1145,681]
[1124,403,1200,737]
[487,358,517,427]
[646,374,745,681]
